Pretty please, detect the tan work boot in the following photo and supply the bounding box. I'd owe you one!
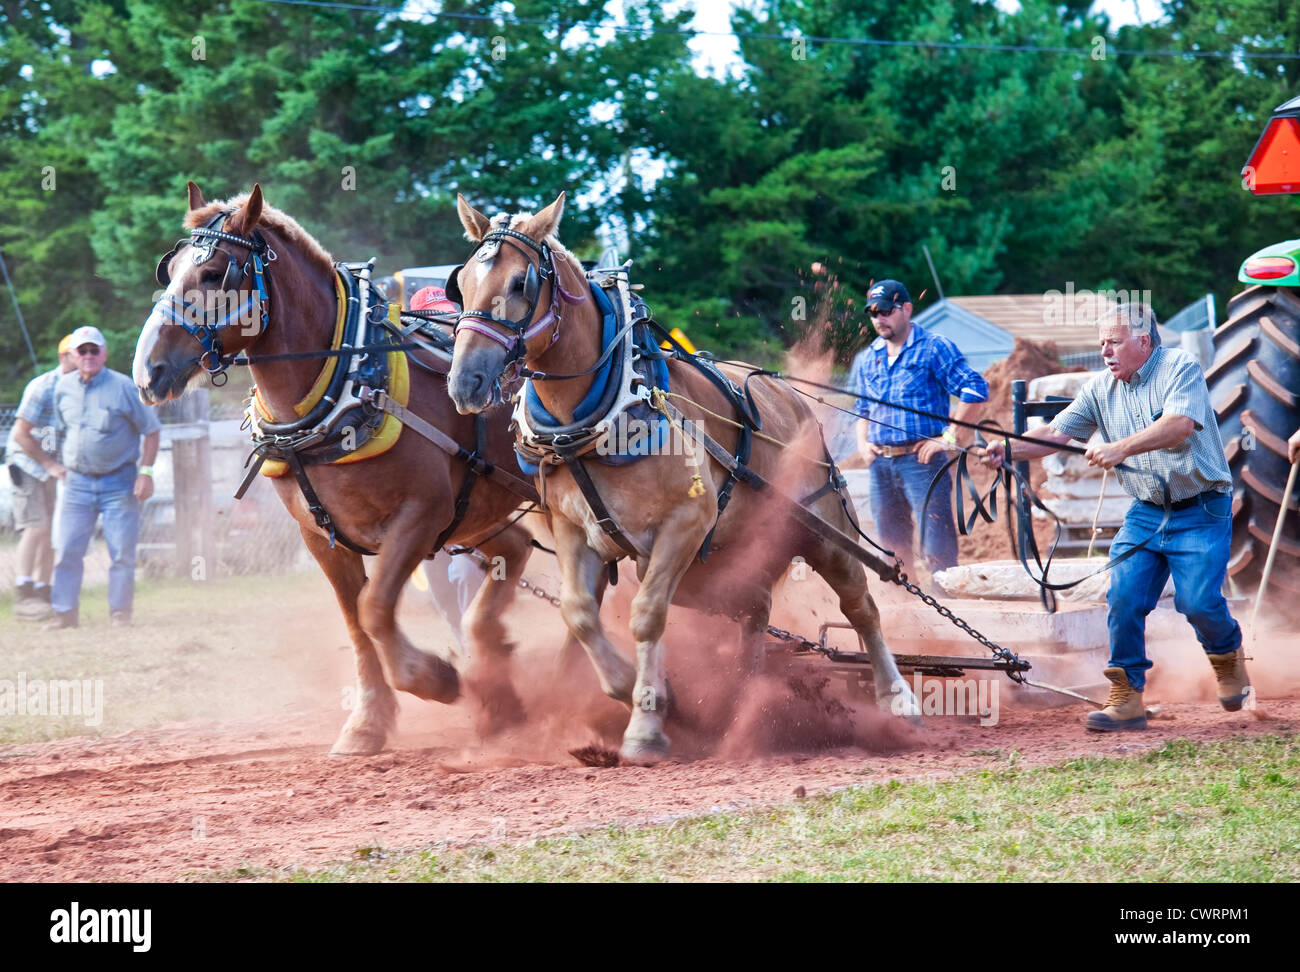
[1085,667,1147,732]
[1208,649,1251,712]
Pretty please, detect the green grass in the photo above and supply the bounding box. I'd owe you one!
[0,571,344,745]
[228,734,1299,883]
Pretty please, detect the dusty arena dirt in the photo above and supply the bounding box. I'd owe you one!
[2,563,1297,882]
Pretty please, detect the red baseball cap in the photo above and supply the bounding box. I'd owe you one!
[410,286,458,313]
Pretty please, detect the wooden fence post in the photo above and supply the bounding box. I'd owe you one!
[169,390,215,578]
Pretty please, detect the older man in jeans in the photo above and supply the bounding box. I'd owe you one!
[979,303,1246,731]
[26,326,162,629]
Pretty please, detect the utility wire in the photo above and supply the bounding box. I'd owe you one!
[252,0,1300,60]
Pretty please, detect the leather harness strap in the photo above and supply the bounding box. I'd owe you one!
[655,396,898,583]
[561,451,646,559]
[283,449,377,556]
[359,387,540,503]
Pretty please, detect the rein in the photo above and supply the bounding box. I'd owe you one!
[760,371,1176,606]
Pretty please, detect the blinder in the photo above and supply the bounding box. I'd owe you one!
[221,253,247,294]
[444,264,464,306]
[523,262,540,306]
[155,240,186,287]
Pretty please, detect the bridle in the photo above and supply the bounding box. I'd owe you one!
[151,209,276,385]
[447,225,586,370]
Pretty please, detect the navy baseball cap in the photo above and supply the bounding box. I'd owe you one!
[867,279,911,312]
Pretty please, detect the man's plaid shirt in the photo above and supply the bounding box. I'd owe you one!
[5,365,63,481]
[850,323,988,445]
[1049,346,1232,505]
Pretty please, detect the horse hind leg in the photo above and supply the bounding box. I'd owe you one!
[459,525,533,736]
[805,541,922,725]
[299,526,398,755]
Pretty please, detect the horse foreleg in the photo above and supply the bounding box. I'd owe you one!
[554,566,608,682]
[299,526,397,755]
[357,507,460,705]
[622,519,706,764]
[553,518,636,705]
[808,544,921,724]
[459,525,532,735]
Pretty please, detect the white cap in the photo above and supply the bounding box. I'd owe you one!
[69,325,107,349]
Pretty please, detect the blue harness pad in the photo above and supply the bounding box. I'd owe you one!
[517,284,669,475]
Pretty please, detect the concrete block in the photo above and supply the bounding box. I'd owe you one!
[875,593,1110,653]
[934,559,1173,603]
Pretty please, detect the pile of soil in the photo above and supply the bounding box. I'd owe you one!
[958,340,1085,564]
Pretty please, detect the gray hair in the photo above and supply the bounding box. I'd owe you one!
[1103,302,1161,348]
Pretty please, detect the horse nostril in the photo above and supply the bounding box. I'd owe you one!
[469,372,485,400]
[149,362,166,391]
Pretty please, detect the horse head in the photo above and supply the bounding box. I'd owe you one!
[133,181,274,403]
[446,191,577,414]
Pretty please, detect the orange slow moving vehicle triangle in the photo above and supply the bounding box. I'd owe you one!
[1244,115,1300,194]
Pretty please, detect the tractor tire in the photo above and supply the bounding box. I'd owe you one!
[1205,285,1300,604]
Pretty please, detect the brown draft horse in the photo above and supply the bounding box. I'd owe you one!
[132,182,542,755]
[445,192,921,763]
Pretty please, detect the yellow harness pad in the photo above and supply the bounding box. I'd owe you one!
[259,297,409,477]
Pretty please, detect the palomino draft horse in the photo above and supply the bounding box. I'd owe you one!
[133,182,541,755]
[445,192,921,763]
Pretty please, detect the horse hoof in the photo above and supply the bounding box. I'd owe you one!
[620,733,671,766]
[403,652,460,704]
[469,683,527,737]
[329,729,386,756]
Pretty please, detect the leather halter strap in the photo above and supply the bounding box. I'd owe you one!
[453,226,586,366]
[149,210,276,385]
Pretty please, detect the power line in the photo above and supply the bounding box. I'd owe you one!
[252,0,1300,60]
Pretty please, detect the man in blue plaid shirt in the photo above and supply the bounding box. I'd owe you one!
[850,280,988,582]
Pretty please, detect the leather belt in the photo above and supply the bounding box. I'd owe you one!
[1144,489,1223,512]
[873,441,921,458]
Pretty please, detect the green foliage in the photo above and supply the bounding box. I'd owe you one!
[3,0,1300,395]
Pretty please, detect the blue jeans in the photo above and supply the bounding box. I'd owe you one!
[51,465,142,617]
[868,452,958,574]
[1106,492,1241,691]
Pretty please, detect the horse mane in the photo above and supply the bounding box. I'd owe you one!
[185,193,335,274]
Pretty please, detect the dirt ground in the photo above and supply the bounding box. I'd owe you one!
[2,564,1296,882]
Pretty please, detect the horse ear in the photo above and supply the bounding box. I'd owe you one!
[523,191,566,240]
[457,193,491,242]
[230,184,264,234]
[187,181,206,211]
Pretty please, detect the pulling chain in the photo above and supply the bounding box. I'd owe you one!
[459,548,563,608]
[517,575,563,608]
[461,551,1029,684]
[761,555,1029,683]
